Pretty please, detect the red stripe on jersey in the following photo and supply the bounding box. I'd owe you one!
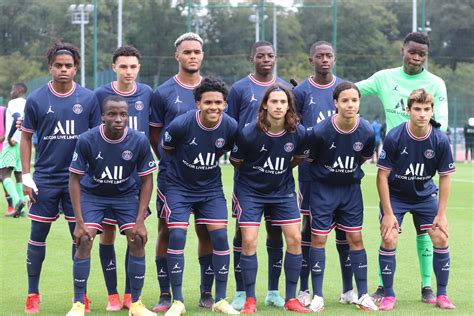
[111,81,137,96]
[331,114,360,135]
[173,75,202,89]
[48,81,76,97]
[309,76,336,89]
[248,74,276,86]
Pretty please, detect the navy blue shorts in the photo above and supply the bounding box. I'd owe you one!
[310,181,364,235]
[298,180,311,216]
[102,190,150,226]
[164,187,228,228]
[232,192,272,222]
[379,194,438,231]
[27,184,74,223]
[82,191,139,234]
[234,186,301,228]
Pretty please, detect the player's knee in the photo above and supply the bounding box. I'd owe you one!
[77,235,93,255]
[209,228,229,250]
[266,222,282,240]
[196,224,211,241]
[381,234,397,249]
[128,235,144,251]
[169,228,187,250]
[285,231,301,252]
[430,230,448,248]
[234,226,242,241]
[242,234,258,254]
[346,232,364,249]
[310,234,327,248]
[100,224,116,244]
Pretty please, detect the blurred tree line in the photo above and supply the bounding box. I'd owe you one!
[0,0,473,125]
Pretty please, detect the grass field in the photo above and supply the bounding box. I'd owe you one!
[0,163,473,315]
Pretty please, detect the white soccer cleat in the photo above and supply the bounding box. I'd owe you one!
[356,294,379,311]
[309,295,324,312]
[297,290,311,307]
[339,289,358,304]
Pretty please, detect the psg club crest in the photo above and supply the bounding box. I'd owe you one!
[379,149,386,160]
[215,138,225,148]
[72,103,83,114]
[424,149,435,159]
[284,142,294,152]
[135,101,144,111]
[122,150,133,161]
[353,142,363,152]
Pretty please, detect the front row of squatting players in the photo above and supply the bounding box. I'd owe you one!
[18,37,455,316]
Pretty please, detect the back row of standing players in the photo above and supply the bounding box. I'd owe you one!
[18,30,454,315]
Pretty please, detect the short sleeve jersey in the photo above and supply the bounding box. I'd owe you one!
[161,110,238,193]
[307,115,375,185]
[69,125,157,196]
[377,122,455,201]
[293,75,342,181]
[230,122,306,196]
[356,67,448,132]
[227,74,290,129]
[150,75,201,170]
[95,82,153,136]
[22,81,101,185]
[4,97,26,146]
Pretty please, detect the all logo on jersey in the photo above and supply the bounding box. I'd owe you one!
[128,116,138,130]
[44,120,78,140]
[135,101,144,111]
[253,156,287,175]
[395,162,430,181]
[284,142,294,152]
[72,103,83,114]
[316,110,336,124]
[215,138,225,148]
[122,150,133,161]
[353,142,363,152]
[183,152,218,170]
[424,149,435,159]
[93,165,128,184]
[324,156,357,173]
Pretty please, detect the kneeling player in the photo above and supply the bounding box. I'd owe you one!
[161,77,239,316]
[306,82,378,311]
[230,84,311,314]
[67,96,157,316]
[376,89,455,311]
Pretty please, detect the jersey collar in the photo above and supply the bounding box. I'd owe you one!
[406,122,432,141]
[248,74,276,86]
[309,76,336,89]
[100,124,128,143]
[331,114,360,134]
[48,81,76,98]
[111,81,137,96]
[173,75,202,89]
[195,110,222,131]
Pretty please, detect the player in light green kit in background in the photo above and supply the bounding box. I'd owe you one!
[356,31,448,304]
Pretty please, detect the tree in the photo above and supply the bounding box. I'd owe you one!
[0,52,44,99]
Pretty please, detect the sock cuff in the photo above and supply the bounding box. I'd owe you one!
[433,247,449,254]
[379,247,396,256]
[74,256,91,263]
[285,251,302,259]
[350,249,366,256]
[240,254,258,269]
[99,243,115,251]
[266,239,284,249]
[416,234,431,241]
[310,247,325,255]
[128,255,145,262]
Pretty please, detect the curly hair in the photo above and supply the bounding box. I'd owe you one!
[46,41,80,66]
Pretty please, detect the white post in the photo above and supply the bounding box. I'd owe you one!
[118,0,122,47]
[273,4,277,75]
[412,0,417,32]
[80,8,86,87]
[255,13,259,42]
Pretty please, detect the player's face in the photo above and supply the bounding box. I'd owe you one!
[401,41,428,75]
[10,86,19,99]
[407,102,433,129]
[251,46,275,76]
[176,40,203,74]
[197,91,226,126]
[49,54,77,84]
[264,90,288,121]
[102,101,129,133]
[113,56,140,85]
[309,44,335,75]
[334,88,360,119]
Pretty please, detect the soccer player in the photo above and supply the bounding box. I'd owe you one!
[0,83,27,217]
[356,31,448,303]
[227,40,289,310]
[149,32,216,312]
[94,45,153,311]
[230,84,311,313]
[376,89,455,310]
[292,41,356,306]
[20,42,101,313]
[67,95,157,316]
[161,77,239,316]
[305,82,378,312]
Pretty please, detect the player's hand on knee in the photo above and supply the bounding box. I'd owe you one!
[23,186,36,204]
[432,214,449,238]
[16,116,23,129]
[380,214,399,240]
[74,222,92,246]
[131,221,148,246]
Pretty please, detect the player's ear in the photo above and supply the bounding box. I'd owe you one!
[112,63,117,72]
[175,51,180,62]
[308,57,313,64]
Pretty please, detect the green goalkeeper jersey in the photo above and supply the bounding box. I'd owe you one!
[356,66,448,132]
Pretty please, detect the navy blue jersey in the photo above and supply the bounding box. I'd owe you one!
[230,122,306,196]
[70,125,157,196]
[293,76,342,181]
[307,115,375,185]
[377,122,455,201]
[150,75,201,170]
[22,81,101,185]
[95,82,153,136]
[161,110,238,193]
[227,74,290,129]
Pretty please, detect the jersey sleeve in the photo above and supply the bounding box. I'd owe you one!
[376,133,397,171]
[7,112,20,138]
[69,136,88,175]
[21,98,38,133]
[356,72,380,97]
[361,126,376,160]
[226,85,240,122]
[294,125,307,158]
[150,90,165,127]
[293,86,305,117]
[306,128,322,162]
[89,95,101,128]
[229,130,247,163]
[161,116,184,150]
[437,134,455,176]
[432,80,448,132]
[137,136,158,177]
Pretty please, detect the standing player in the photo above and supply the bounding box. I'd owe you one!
[292,41,356,306]
[0,83,27,217]
[161,77,239,316]
[356,32,448,303]
[376,89,455,310]
[94,45,153,311]
[230,84,311,313]
[305,82,378,312]
[227,41,289,309]
[149,32,216,312]
[20,42,101,313]
[67,96,157,316]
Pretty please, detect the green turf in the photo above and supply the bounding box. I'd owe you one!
[0,163,473,315]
